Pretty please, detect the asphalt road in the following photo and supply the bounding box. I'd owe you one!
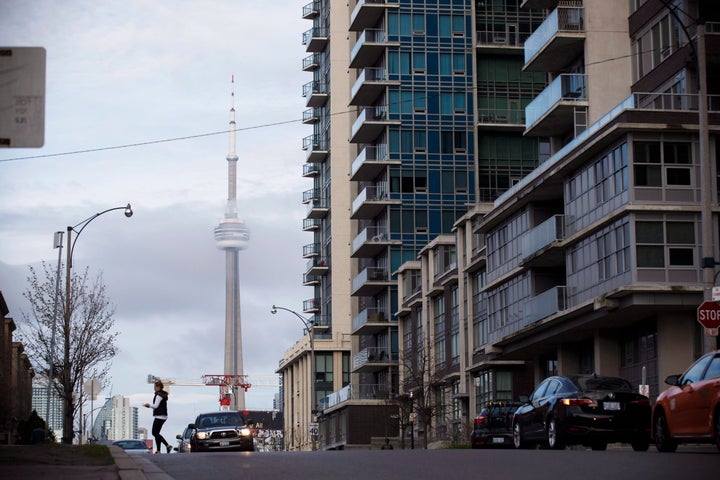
[145,445,718,480]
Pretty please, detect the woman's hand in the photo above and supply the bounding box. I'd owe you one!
[144,403,150,408]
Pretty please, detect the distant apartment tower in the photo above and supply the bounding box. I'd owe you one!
[31,375,63,439]
[91,395,138,441]
[278,0,548,450]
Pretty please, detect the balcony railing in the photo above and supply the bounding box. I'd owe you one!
[520,215,564,260]
[352,266,389,292]
[352,307,389,331]
[302,1,319,20]
[524,4,585,64]
[353,347,391,370]
[525,73,587,128]
[303,298,320,312]
[478,107,526,126]
[302,26,328,52]
[302,242,320,257]
[318,383,393,411]
[351,225,389,253]
[488,286,567,344]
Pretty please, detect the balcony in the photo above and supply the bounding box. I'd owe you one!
[351,144,398,181]
[525,73,587,137]
[318,383,394,411]
[350,67,398,106]
[477,106,526,130]
[350,0,397,31]
[302,133,328,163]
[303,272,320,286]
[302,218,321,232]
[302,53,320,72]
[352,347,393,373]
[303,297,321,314]
[302,163,320,178]
[305,256,329,276]
[524,4,585,72]
[311,314,330,331]
[476,30,529,53]
[302,80,328,108]
[350,28,396,68]
[351,225,396,258]
[302,242,320,258]
[488,286,567,344]
[350,105,399,144]
[303,188,329,219]
[302,107,321,124]
[521,0,559,8]
[302,26,328,53]
[351,184,399,220]
[351,266,394,296]
[352,307,390,335]
[520,215,565,265]
[301,1,319,20]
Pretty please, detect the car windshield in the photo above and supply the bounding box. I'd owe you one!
[573,376,633,392]
[196,412,245,428]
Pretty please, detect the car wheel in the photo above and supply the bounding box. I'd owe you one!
[654,411,677,453]
[631,435,650,452]
[546,418,565,450]
[590,441,607,451]
[513,420,528,449]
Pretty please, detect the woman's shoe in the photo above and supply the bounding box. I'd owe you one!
[166,444,172,453]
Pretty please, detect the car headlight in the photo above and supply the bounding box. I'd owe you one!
[195,432,209,440]
[239,428,251,437]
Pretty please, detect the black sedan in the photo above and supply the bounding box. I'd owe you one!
[512,375,651,451]
[189,411,255,452]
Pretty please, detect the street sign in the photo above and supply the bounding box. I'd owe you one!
[308,422,319,437]
[0,47,46,147]
[697,301,720,336]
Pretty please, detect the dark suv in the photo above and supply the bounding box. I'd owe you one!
[189,411,254,452]
[471,401,521,448]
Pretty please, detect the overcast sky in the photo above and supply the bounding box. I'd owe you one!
[0,0,314,441]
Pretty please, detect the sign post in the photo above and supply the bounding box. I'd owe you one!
[697,301,720,336]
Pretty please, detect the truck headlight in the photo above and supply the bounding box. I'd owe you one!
[240,428,251,437]
[195,432,209,440]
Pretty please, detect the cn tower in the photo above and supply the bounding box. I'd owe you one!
[213,76,250,411]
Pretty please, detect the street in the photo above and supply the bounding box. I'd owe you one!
[143,446,718,480]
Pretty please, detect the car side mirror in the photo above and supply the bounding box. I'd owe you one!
[188,423,196,429]
[176,434,182,440]
[664,374,680,386]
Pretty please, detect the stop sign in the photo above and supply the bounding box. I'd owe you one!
[697,301,720,329]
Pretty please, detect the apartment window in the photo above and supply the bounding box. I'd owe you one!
[440,92,467,114]
[440,131,467,154]
[434,296,445,335]
[394,13,425,36]
[414,130,426,152]
[439,14,465,37]
[413,52,426,73]
[442,171,468,193]
[636,220,695,267]
[439,53,465,75]
[414,91,426,112]
[634,141,691,187]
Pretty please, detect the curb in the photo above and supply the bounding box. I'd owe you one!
[109,446,175,480]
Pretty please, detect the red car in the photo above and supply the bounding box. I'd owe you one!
[652,350,720,452]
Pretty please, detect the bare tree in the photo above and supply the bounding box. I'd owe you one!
[18,261,119,444]
[399,344,446,449]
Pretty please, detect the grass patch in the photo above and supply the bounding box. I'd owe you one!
[0,443,113,466]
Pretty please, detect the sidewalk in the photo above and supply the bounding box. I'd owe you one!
[0,445,174,480]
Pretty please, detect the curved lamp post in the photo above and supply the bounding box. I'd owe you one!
[60,204,133,444]
[271,304,315,450]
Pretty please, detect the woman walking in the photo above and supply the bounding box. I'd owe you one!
[144,380,172,453]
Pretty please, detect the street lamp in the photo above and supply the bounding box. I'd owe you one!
[271,304,315,450]
[60,203,133,444]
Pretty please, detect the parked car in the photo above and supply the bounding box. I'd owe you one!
[112,439,151,455]
[512,375,651,451]
[175,426,193,453]
[470,401,521,448]
[189,411,254,452]
[653,349,720,452]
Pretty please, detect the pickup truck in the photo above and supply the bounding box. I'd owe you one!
[470,401,521,448]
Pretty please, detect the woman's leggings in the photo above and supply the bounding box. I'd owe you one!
[152,418,168,450]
